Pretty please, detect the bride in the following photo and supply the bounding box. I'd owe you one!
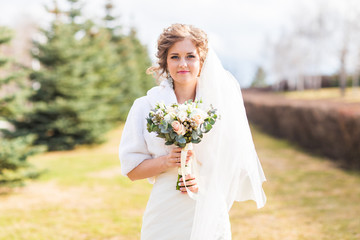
[119,23,266,240]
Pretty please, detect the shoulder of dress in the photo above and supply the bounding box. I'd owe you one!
[133,95,148,104]
[146,83,172,108]
[146,85,164,96]
[132,96,152,111]
[125,97,151,123]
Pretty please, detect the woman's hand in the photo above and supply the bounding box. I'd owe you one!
[163,147,193,169]
[178,174,198,194]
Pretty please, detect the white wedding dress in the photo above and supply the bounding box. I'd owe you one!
[119,81,232,239]
[120,48,266,240]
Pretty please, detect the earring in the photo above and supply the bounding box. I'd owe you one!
[167,73,174,89]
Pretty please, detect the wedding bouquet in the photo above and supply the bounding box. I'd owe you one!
[146,99,218,191]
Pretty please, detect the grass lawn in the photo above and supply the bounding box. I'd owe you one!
[279,87,360,103]
[0,125,359,240]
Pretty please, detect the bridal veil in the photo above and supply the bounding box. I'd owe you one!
[189,47,267,239]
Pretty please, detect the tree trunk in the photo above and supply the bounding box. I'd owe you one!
[353,52,360,94]
[339,46,347,97]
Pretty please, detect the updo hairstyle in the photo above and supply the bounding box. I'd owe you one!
[147,23,209,83]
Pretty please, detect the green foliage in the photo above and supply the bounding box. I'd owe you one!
[251,66,267,88]
[0,135,44,186]
[106,26,155,120]
[1,0,154,184]
[13,20,111,150]
[0,26,42,186]
[12,0,154,151]
[146,100,218,148]
[0,27,12,45]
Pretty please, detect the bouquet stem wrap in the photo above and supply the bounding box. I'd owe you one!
[176,143,198,200]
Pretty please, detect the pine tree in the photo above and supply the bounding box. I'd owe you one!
[113,28,155,120]
[13,0,118,150]
[11,0,155,151]
[128,27,155,97]
[251,66,267,88]
[103,1,155,120]
[0,26,42,187]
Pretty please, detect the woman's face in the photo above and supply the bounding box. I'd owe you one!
[167,38,201,87]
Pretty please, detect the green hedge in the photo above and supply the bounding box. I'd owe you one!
[243,91,360,169]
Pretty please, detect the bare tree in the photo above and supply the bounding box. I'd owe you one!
[353,50,360,93]
[266,3,336,91]
[331,0,360,97]
[347,1,360,93]
[339,30,349,97]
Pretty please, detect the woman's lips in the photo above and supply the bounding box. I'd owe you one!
[178,71,190,74]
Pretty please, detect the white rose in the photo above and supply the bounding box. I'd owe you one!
[168,111,176,119]
[190,108,206,119]
[164,114,172,123]
[178,104,188,112]
[190,109,207,125]
[177,110,187,122]
[166,106,175,114]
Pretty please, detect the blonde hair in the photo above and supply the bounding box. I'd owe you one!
[147,23,208,83]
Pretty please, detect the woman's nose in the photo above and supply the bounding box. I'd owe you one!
[179,58,187,67]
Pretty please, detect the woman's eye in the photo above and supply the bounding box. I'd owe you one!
[171,56,179,59]
[187,55,195,58]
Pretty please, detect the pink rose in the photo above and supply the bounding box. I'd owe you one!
[172,121,186,135]
[192,114,204,125]
[171,121,181,131]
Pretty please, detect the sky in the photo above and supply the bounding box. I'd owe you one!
[0,0,354,87]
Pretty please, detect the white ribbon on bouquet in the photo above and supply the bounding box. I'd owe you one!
[179,143,199,200]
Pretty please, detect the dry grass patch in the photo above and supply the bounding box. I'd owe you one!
[229,126,360,240]
[281,87,360,103]
[0,125,359,239]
